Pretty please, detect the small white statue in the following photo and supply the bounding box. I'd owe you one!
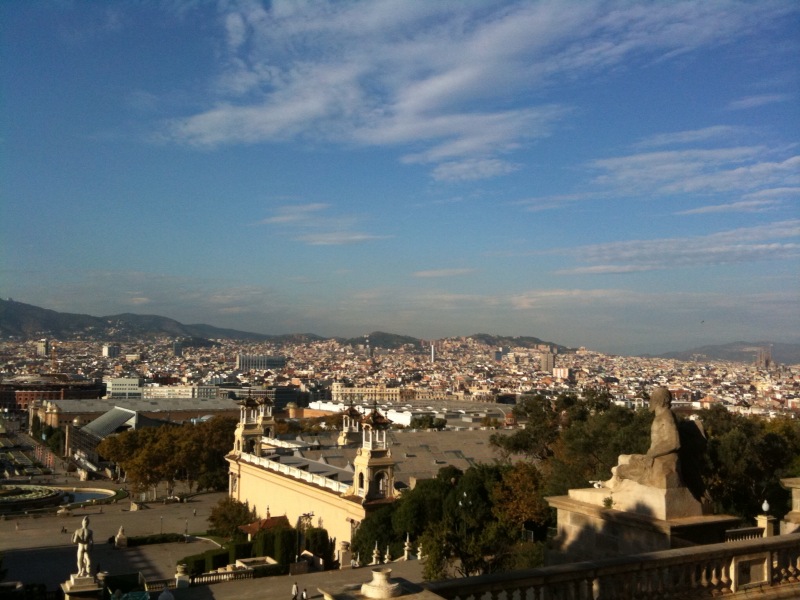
[72,516,94,576]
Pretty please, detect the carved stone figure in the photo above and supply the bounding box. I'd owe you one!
[72,516,94,577]
[607,387,682,489]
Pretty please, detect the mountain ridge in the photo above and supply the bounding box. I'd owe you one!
[1,298,797,363]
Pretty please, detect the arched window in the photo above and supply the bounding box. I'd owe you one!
[358,472,365,495]
[375,472,387,497]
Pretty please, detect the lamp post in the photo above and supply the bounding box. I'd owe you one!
[160,516,163,535]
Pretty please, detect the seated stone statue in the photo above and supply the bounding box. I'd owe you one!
[606,387,682,489]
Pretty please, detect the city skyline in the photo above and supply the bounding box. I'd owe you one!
[2,1,798,356]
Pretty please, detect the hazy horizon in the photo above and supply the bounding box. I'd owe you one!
[2,1,798,357]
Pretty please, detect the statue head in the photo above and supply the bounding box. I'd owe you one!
[649,387,672,411]
[82,516,90,528]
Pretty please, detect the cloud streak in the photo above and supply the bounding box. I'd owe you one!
[256,203,388,246]
[412,268,476,278]
[162,1,793,181]
[556,220,800,274]
[727,93,792,110]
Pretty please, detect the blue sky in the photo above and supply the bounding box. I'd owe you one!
[2,0,798,356]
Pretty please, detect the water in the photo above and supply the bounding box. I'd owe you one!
[62,490,114,503]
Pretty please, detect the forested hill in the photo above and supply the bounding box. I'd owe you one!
[0,299,300,342]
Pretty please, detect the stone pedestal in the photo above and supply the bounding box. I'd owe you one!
[570,482,702,521]
[360,568,403,599]
[547,492,739,562]
[175,564,190,588]
[756,514,776,537]
[780,477,800,535]
[61,574,102,600]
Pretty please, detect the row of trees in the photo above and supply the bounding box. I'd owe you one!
[205,497,336,571]
[30,415,65,457]
[96,416,237,495]
[353,388,800,579]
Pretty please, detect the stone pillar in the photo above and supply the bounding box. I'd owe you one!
[756,514,776,537]
[780,477,800,535]
[61,574,102,600]
[175,564,190,588]
[339,541,353,569]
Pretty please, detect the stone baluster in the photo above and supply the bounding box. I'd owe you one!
[719,558,732,593]
[709,559,721,593]
[699,561,710,592]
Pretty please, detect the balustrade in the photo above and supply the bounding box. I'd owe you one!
[727,526,764,542]
[425,535,800,600]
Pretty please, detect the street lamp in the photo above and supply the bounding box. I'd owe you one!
[160,516,163,535]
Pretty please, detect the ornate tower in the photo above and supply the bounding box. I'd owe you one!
[337,402,363,447]
[233,397,275,456]
[349,403,396,501]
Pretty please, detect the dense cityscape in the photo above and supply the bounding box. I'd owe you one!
[2,333,798,418]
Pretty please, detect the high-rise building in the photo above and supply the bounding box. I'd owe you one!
[36,339,50,357]
[541,352,556,373]
[235,354,287,371]
[102,344,120,358]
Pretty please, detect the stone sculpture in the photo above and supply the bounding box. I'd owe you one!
[606,387,682,489]
[72,516,94,577]
[600,386,703,519]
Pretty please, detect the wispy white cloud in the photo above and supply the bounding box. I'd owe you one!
[592,147,800,196]
[513,192,599,212]
[633,126,740,148]
[162,1,793,180]
[675,199,782,215]
[726,93,792,110]
[412,268,476,278]
[297,232,389,246]
[432,158,519,182]
[255,203,328,225]
[555,220,800,274]
[256,203,387,246]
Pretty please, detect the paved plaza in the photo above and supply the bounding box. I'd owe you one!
[0,470,424,599]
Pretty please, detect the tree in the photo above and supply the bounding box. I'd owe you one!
[208,497,255,540]
[491,461,549,535]
[436,464,516,577]
[490,395,557,461]
[304,527,336,569]
[96,416,236,494]
[410,415,446,430]
[545,404,650,496]
[392,476,451,540]
[351,505,399,565]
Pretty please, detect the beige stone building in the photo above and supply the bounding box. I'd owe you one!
[226,398,504,548]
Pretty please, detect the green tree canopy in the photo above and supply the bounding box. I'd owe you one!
[208,497,255,540]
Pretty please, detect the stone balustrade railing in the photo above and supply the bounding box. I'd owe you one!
[424,535,800,600]
[190,570,254,585]
[143,577,176,591]
[727,526,765,542]
[240,453,350,494]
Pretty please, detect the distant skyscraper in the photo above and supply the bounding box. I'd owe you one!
[541,352,556,373]
[36,339,50,357]
[756,347,772,370]
[173,341,183,357]
[102,344,120,358]
[235,354,287,371]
